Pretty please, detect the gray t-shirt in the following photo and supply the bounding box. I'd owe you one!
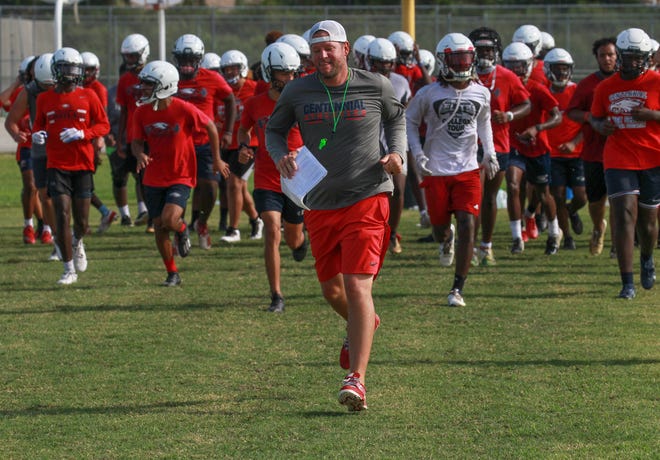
[266,68,406,210]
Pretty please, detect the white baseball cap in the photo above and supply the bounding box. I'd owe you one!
[308,20,348,45]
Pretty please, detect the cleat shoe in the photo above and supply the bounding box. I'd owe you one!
[438,224,455,267]
[162,271,181,287]
[521,229,529,243]
[525,216,539,239]
[134,211,149,226]
[292,233,308,262]
[447,288,466,307]
[389,233,402,255]
[40,229,53,245]
[49,244,62,261]
[340,314,380,370]
[250,217,264,240]
[73,239,88,272]
[120,215,133,227]
[57,270,78,285]
[569,212,584,235]
[23,225,36,244]
[220,228,241,243]
[338,372,367,412]
[195,221,211,250]
[471,248,479,267]
[563,235,576,250]
[640,256,656,290]
[97,210,118,234]
[511,237,525,254]
[268,293,285,313]
[478,246,496,266]
[417,233,434,243]
[175,222,191,258]
[418,210,431,228]
[545,229,563,255]
[536,212,548,233]
[589,220,607,256]
[617,285,636,300]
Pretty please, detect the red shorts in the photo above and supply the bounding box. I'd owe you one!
[421,170,482,226]
[304,193,390,282]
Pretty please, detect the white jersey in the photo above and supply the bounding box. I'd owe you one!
[380,72,412,174]
[406,80,495,176]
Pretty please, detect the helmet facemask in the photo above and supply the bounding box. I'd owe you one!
[439,50,476,82]
[617,49,650,79]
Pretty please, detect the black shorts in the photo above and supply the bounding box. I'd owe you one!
[33,156,48,189]
[195,143,220,181]
[550,157,585,188]
[253,188,304,224]
[109,144,143,187]
[47,169,94,199]
[222,148,254,178]
[144,183,191,219]
[583,160,607,203]
[17,147,32,172]
[524,152,551,186]
[605,167,660,208]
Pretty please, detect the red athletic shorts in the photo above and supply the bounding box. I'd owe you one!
[304,193,390,282]
[421,169,482,226]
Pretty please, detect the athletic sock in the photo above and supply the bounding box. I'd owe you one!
[99,204,110,218]
[452,274,466,292]
[120,205,130,218]
[510,220,522,240]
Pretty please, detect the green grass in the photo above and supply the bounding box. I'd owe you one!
[0,153,658,458]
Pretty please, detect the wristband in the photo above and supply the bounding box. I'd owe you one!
[506,111,514,122]
[224,131,233,136]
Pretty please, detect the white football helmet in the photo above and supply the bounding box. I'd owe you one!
[616,28,653,78]
[277,34,310,62]
[200,52,221,71]
[260,42,300,84]
[540,31,555,52]
[650,38,660,53]
[51,47,84,86]
[418,49,435,74]
[502,42,534,79]
[172,34,205,78]
[388,30,415,65]
[353,34,376,68]
[121,33,150,70]
[220,50,248,84]
[19,55,36,83]
[34,53,55,86]
[543,47,574,87]
[435,33,476,82]
[512,24,542,57]
[368,38,397,63]
[138,60,179,107]
[81,51,100,83]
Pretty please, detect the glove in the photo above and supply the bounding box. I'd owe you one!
[31,130,48,145]
[415,154,433,176]
[481,155,500,181]
[60,128,85,143]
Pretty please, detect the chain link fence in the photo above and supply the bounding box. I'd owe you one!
[0,3,659,88]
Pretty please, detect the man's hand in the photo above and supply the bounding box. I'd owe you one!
[31,130,48,145]
[135,153,152,173]
[481,155,500,181]
[238,144,254,165]
[591,117,616,136]
[221,131,233,150]
[380,153,403,175]
[213,158,230,179]
[415,154,433,176]
[276,152,299,179]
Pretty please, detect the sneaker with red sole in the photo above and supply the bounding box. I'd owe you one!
[338,372,367,412]
[23,225,36,244]
[40,229,53,244]
[525,216,539,239]
[339,314,380,370]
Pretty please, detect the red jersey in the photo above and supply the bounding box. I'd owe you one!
[175,68,233,146]
[510,79,558,158]
[8,86,32,154]
[217,78,257,150]
[241,92,303,193]
[565,71,609,163]
[255,79,270,95]
[529,59,549,86]
[546,82,583,159]
[591,70,660,170]
[394,63,424,95]
[477,65,530,153]
[116,71,142,143]
[132,98,211,188]
[85,79,108,109]
[33,87,110,171]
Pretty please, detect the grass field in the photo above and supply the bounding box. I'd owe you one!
[0,153,658,458]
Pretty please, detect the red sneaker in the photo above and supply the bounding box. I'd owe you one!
[339,314,380,370]
[338,372,367,412]
[521,229,529,243]
[40,229,53,244]
[23,225,36,244]
[525,216,539,239]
